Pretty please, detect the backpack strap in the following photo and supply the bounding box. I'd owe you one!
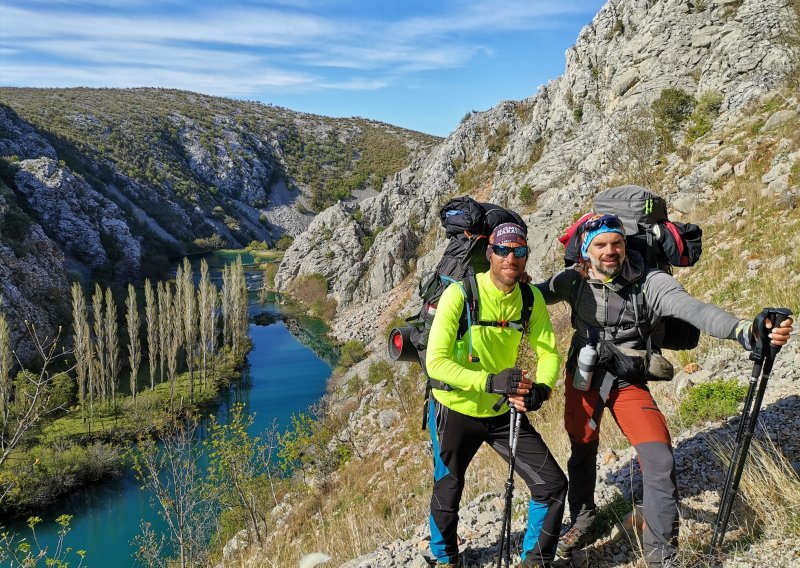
[473,281,534,334]
[570,276,586,330]
[426,275,533,394]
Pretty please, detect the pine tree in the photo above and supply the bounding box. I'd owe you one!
[105,287,119,407]
[126,284,141,401]
[70,283,90,421]
[144,279,158,391]
[92,284,106,401]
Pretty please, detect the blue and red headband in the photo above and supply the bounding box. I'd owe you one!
[580,214,625,259]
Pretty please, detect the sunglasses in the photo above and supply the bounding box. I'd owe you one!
[583,214,624,232]
[491,244,529,258]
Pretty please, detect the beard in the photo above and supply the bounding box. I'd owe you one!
[589,254,622,278]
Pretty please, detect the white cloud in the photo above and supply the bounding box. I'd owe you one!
[0,0,598,96]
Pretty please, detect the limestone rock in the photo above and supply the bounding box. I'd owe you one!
[762,109,797,132]
[14,157,142,280]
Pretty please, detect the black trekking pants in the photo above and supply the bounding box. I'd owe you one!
[428,399,567,565]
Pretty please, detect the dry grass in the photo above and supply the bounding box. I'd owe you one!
[238,91,800,568]
[726,437,800,540]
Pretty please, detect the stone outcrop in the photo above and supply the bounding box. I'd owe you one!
[15,158,142,281]
[274,0,796,345]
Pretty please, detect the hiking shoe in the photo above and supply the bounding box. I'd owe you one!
[556,507,598,559]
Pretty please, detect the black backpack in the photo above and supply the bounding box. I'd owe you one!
[387,196,535,427]
[560,186,704,351]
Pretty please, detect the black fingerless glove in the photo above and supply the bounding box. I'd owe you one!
[485,367,523,394]
[523,384,551,412]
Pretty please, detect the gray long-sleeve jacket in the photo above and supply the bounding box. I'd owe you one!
[535,251,741,381]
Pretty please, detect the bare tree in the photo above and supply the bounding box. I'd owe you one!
[70,284,90,422]
[604,107,661,188]
[126,284,141,401]
[157,281,169,386]
[221,264,232,350]
[0,323,72,470]
[130,420,217,568]
[224,257,249,359]
[206,403,269,546]
[164,284,179,410]
[0,307,11,419]
[105,287,120,408]
[144,279,158,391]
[197,259,217,389]
[180,259,197,402]
[92,284,106,401]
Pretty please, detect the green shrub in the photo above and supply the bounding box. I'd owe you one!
[346,375,365,395]
[0,210,32,240]
[274,234,294,251]
[678,379,747,425]
[652,88,696,132]
[685,91,724,143]
[573,106,584,123]
[367,360,394,385]
[594,492,633,534]
[339,340,367,368]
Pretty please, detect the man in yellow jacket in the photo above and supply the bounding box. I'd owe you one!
[426,222,566,568]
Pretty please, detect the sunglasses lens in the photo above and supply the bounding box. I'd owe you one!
[586,215,622,231]
[492,245,528,258]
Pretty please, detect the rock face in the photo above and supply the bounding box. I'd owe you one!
[15,158,142,281]
[0,91,437,358]
[275,0,795,345]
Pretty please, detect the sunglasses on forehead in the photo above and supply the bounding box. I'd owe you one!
[491,244,529,258]
[583,214,624,232]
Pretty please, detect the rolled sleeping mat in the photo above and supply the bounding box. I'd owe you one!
[388,327,419,362]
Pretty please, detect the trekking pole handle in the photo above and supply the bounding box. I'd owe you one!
[750,308,792,364]
[767,308,792,354]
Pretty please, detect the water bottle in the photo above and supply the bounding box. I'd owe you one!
[573,343,597,391]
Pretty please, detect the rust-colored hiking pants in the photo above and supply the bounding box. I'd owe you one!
[564,374,678,566]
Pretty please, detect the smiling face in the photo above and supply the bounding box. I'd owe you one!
[585,231,626,278]
[488,242,528,292]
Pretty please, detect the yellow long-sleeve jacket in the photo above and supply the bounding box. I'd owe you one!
[426,271,561,417]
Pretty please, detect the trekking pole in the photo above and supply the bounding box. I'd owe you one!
[710,308,792,555]
[496,405,522,568]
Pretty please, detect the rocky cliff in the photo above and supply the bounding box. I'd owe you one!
[0,89,439,358]
[274,0,796,346]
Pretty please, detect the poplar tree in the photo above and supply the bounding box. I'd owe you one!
[180,258,197,402]
[233,256,249,358]
[92,284,106,401]
[197,260,217,387]
[126,284,141,400]
[157,281,169,386]
[173,264,185,359]
[221,264,232,350]
[71,284,90,421]
[105,287,119,407]
[165,284,179,409]
[144,279,158,390]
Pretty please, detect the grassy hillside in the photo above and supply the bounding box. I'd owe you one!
[0,87,440,254]
[237,90,800,567]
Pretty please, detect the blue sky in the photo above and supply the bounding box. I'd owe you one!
[0,0,606,137]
